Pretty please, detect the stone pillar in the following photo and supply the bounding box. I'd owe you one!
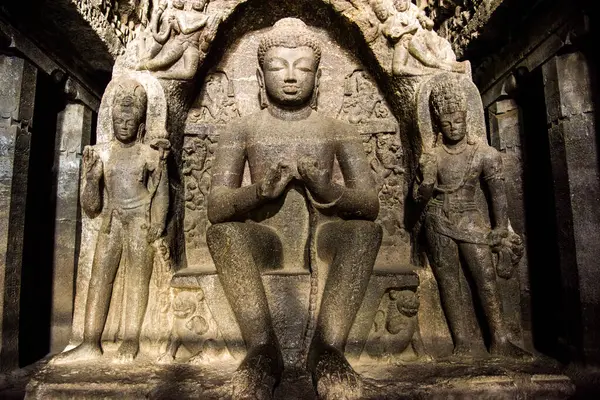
[50,79,93,353]
[0,55,37,371]
[542,51,599,362]
[488,99,531,349]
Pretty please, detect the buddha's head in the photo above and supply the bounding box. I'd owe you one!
[393,0,410,12]
[112,79,147,144]
[257,18,322,109]
[430,77,469,145]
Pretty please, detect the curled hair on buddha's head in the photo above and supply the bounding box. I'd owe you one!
[429,76,474,146]
[112,78,148,141]
[257,18,322,69]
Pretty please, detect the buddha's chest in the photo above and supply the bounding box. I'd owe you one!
[246,130,336,165]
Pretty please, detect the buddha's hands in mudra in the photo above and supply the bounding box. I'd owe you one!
[256,162,294,201]
[298,156,342,204]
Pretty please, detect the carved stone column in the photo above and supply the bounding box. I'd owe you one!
[542,51,600,362]
[488,99,531,348]
[50,78,93,353]
[0,55,37,371]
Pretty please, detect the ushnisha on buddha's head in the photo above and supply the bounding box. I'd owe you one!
[430,77,470,145]
[257,18,322,109]
[112,79,147,144]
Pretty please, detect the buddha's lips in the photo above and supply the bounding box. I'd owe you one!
[283,85,300,94]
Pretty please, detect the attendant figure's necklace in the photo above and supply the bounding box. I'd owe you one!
[442,141,468,155]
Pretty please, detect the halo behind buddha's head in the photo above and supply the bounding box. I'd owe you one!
[257,18,322,68]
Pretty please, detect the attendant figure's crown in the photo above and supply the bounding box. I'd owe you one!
[113,79,148,114]
[429,77,467,119]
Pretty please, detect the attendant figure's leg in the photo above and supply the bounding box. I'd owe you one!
[155,47,200,80]
[206,222,284,399]
[459,243,530,358]
[138,41,186,72]
[115,216,155,362]
[52,224,123,363]
[309,220,382,400]
[392,42,410,75]
[425,230,474,357]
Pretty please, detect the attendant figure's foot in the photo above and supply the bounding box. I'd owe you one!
[157,352,175,364]
[490,339,532,359]
[51,342,103,364]
[114,340,140,363]
[309,344,363,400]
[231,344,283,400]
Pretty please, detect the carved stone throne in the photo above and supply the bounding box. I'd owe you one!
[175,63,421,367]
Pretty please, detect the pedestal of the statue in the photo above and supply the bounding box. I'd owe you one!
[170,268,421,367]
[26,357,574,399]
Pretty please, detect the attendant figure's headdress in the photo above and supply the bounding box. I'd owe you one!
[429,76,473,145]
[112,79,148,141]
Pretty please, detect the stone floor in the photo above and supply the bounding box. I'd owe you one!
[21,356,575,399]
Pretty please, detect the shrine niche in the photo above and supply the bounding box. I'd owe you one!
[24,1,574,400]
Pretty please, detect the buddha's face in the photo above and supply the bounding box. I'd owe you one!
[172,0,185,10]
[261,46,318,107]
[439,111,467,143]
[394,0,410,12]
[112,104,143,144]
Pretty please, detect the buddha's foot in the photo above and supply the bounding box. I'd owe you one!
[231,344,283,400]
[50,342,103,364]
[310,345,362,400]
[114,340,140,363]
[490,340,532,359]
[452,343,489,361]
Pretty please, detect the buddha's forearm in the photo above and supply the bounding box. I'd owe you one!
[334,184,380,221]
[207,185,262,224]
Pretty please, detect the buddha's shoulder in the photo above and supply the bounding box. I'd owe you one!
[309,111,358,133]
[225,109,270,131]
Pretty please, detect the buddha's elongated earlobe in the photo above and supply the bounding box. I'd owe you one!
[310,68,322,110]
[256,68,268,109]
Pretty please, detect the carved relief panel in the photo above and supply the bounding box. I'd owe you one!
[337,70,411,269]
[183,71,238,270]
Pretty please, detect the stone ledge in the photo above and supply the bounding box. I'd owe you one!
[26,358,574,399]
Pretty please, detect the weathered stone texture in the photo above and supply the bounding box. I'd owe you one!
[0,55,36,371]
[50,101,93,353]
[542,51,600,362]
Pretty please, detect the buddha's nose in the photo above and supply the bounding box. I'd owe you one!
[284,67,297,82]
